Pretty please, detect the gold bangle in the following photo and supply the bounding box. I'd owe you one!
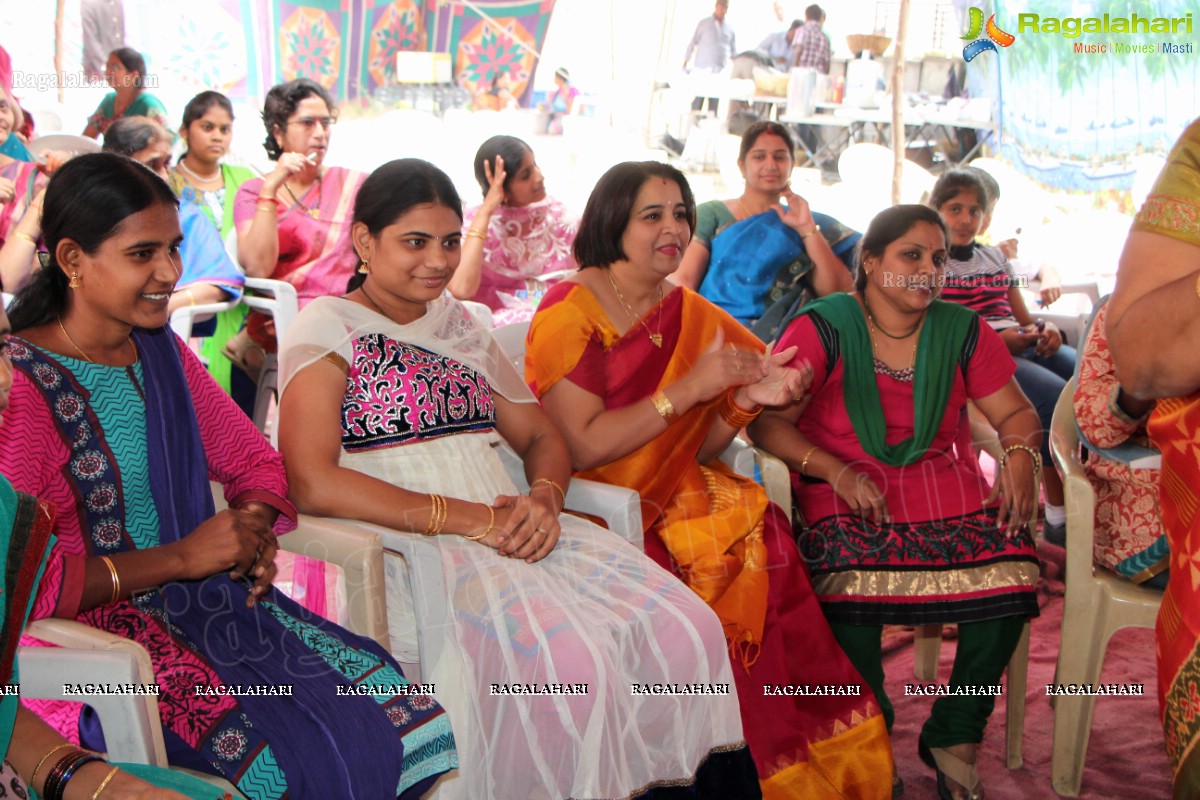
[185,288,197,307]
[530,478,566,512]
[800,225,821,240]
[424,494,447,536]
[799,445,820,477]
[32,743,75,787]
[91,765,121,799]
[255,205,277,215]
[1194,271,1200,301]
[465,229,487,240]
[650,390,678,423]
[999,443,1042,474]
[13,231,36,244]
[99,555,120,604]
[462,503,492,541]
[719,390,762,429]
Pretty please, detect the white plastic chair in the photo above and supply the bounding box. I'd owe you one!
[1048,379,1162,796]
[490,320,531,375]
[240,277,300,433]
[330,453,643,684]
[169,299,240,344]
[720,437,793,522]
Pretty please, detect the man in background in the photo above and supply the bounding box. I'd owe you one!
[82,0,125,80]
[683,0,735,116]
[758,19,803,71]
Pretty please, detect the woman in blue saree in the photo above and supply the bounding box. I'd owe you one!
[674,121,858,341]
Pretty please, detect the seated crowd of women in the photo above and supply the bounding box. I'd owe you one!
[0,62,1169,800]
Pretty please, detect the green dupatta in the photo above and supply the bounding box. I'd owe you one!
[795,293,976,467]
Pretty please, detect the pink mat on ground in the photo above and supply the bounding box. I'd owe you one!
[881,542,1170,799]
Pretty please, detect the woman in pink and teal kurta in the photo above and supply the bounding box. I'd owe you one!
[0,152,456,799]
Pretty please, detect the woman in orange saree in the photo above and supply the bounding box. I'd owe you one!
[1108,116,1200,798]
[528,160,893,800]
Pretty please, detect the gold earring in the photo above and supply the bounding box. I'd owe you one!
[69,272,81,289]
[357,260,369,275]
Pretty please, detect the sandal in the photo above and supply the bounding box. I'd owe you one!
[892,771,904,798]
[221,330,267,383]
[919,737,984,800]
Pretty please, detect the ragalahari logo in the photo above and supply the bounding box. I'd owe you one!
[961,7,1016,61]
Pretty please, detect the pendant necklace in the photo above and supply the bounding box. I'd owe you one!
[607,269,664,347]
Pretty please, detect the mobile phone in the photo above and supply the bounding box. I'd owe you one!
[1035,319,1046,332]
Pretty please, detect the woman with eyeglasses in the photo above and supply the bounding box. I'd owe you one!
[231,79,365,376]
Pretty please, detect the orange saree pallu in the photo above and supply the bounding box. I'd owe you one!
[1134,116,1200,799]
[529,282,892,799]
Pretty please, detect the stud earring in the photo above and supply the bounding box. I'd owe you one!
[69,272,81,289]
[357,260,369,275]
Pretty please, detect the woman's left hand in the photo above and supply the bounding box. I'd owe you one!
[0,178,13,205]
[986,451,1038,538]
[1035,322,1062,357]
[772,188,818,237]
[738,346,813,408]
[493,493,561,563]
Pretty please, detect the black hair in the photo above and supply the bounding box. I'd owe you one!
[854,204,949,291]
[805,4,823,21]
[554,67,570,82]
[788,19,804,31]
[739,120,796,163]
[8,153,179,331]
[574,161,696,269]
[345,159,464,292]
[261,79,337,161]
[101,115,171,157]
[109,47,148,88]
[928,168,991,215]
[181,90,234,130]
[179,91,234,158]
[473,135,532,199]
[968,165,1001,211]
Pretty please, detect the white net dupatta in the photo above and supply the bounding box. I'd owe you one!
[276,294,747,799]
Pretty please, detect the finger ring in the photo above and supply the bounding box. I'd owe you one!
[535,527,546,535]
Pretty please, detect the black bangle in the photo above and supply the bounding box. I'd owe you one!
[44,752,105,800]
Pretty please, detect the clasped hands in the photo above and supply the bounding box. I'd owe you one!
[174,504,280,608]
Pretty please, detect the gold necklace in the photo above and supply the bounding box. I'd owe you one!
[862,296,923,340]
[57,317,136,364]
[283,173,322,219]
[607,269,664,347]
[865,317,919,371]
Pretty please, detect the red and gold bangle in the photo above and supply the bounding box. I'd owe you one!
[719,390,762,429]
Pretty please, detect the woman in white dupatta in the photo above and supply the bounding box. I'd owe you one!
[276,159,760,800]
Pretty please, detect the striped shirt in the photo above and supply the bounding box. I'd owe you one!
[942,244,1018,329]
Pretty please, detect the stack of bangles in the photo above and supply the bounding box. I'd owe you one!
[256,196,278,215]
[465,228,487,241]
[999,443,1042,474]
[32,744,120,800]
[424,494,447,536]
[530,478,566,513]
[98,555,121,604]
[719,390,762,429]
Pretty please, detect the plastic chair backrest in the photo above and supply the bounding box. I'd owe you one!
[242,277,299,344]
[491,320,532,374]
[169,300,239,341]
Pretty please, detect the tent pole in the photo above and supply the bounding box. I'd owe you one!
[891,0,911,204]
